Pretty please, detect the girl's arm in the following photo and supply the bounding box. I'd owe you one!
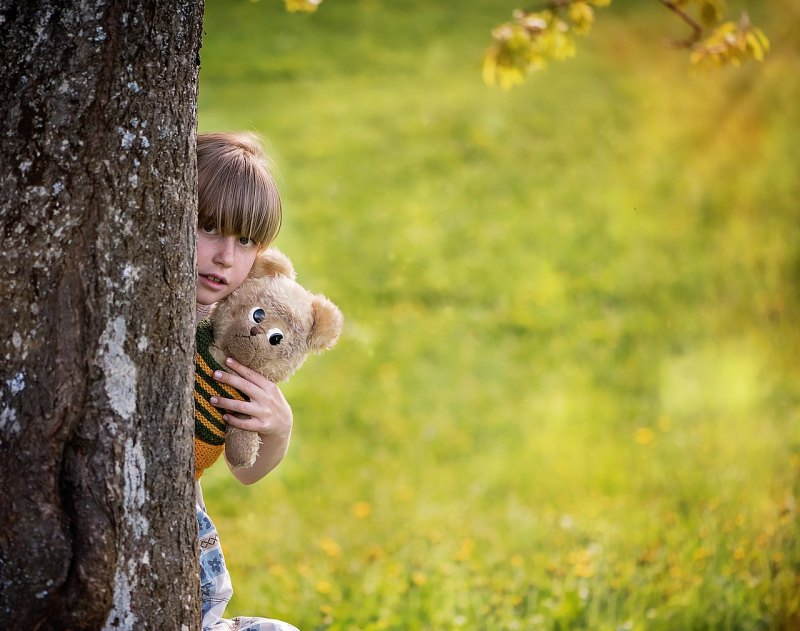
[210,356,294,485]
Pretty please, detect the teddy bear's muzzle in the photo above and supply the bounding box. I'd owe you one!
[249,326,284,346]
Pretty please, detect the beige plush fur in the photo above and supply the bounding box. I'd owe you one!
[208,248,343,469]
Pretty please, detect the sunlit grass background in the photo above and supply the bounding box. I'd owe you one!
[198,0,800,628]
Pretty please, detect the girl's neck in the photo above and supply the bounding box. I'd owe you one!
[196,302,216,325]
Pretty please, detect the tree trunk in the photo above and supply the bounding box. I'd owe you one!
[0,1,203,628]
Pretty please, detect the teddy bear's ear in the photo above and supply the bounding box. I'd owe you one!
[249,248,296,280]
[308,294,343,352]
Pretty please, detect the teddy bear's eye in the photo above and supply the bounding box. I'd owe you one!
[249,307,266,324]
[266,327,284,346]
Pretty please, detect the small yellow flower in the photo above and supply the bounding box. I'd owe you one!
[637,548,659,565]
[634,427,656,446]
[411,571,427,586]
[455,538,475,561]
[365,544,385,562]
[394,484,415,502]
[693,547,712,563]
[568,548,596,578]
[510,554,524,568]
[472,574,488,587]
[733,547,746,561]
[352,501,372,519]
[318,536,342,559]
[315,580,333,594]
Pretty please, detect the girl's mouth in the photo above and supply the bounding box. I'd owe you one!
[200,274,227,289]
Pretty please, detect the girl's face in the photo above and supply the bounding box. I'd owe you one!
[196,227,259,306]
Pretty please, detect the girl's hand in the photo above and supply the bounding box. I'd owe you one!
[210,356,293,484]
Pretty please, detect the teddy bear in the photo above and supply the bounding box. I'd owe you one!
[194,247,343,479]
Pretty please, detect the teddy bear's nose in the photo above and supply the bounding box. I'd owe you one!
[249,326,261,337]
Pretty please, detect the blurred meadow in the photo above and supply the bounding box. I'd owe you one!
[198,0,800,628]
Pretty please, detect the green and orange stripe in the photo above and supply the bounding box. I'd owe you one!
[194,319,247,479]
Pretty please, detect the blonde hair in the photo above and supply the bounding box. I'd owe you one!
[197,132,282,248]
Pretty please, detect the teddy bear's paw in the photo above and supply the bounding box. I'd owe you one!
[225,427,262,470]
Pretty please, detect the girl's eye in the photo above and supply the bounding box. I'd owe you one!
[249,307,266,324]
[267,328,284,346]
[201,223,218,235]
[238,235,256,247]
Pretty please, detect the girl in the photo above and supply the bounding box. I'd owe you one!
[194,131,299,631]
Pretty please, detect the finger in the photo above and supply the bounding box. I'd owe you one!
[213,368,276,400]
[223,357,272,386]
[209,395,257,416]
[223,414,264,432]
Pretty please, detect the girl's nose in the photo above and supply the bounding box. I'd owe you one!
[212,236,236,267]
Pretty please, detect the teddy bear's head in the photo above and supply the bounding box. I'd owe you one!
[209,248,343,383]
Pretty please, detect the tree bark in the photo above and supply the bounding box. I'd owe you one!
[0,1,203,628]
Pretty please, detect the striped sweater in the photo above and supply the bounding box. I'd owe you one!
[194,319,247,479]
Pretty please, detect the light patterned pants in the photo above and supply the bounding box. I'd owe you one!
[196,483,300,631]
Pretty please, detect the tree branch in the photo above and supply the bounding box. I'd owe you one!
[658,0,704,48]
[518,0,578,15]
[515,0,707,50]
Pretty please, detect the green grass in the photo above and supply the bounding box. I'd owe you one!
[198,1,800,628]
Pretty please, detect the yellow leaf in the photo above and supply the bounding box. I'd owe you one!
[755,29,770,53]
[482,50,498,87]
[498,66,525,91]
[569,2,594,35]
[284,0,321,12]
[745,32,763,61]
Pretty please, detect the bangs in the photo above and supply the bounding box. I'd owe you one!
[197,133,282,247]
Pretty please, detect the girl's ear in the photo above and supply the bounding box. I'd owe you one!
[308,295,343,352]
[249,247,296,280]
